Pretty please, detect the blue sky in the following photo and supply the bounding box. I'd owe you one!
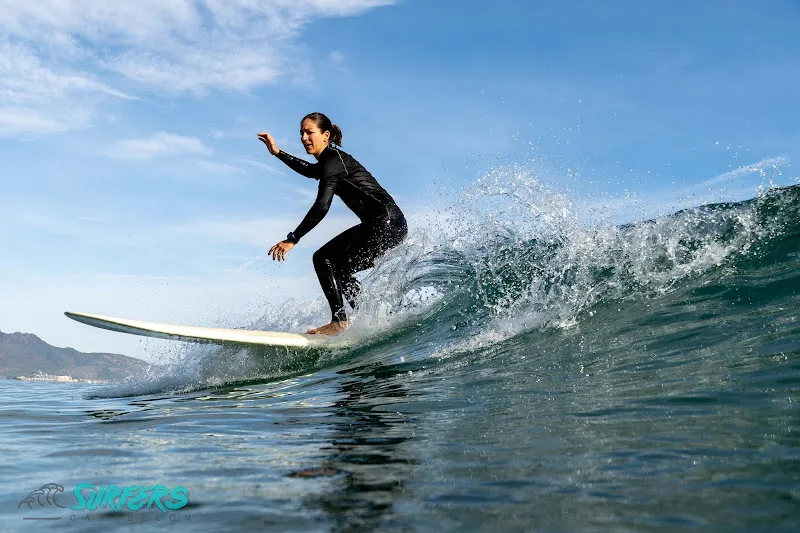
[1,0,798,361]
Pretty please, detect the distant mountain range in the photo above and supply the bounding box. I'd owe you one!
[0,329,149,381]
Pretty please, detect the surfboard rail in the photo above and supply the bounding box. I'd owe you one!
[65,311,329,348]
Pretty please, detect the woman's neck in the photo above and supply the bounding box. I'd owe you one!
[313,144,330,160]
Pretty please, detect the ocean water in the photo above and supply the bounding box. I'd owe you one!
[1,179,799,532]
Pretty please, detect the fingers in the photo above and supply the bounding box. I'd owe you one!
[267,242,290,261]
[257,133,278,154]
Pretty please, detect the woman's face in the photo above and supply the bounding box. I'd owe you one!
[300,119,330,158]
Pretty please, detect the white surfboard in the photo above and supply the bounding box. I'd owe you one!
[65,311,333,348]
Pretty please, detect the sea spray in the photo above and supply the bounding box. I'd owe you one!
[88,167,800,397]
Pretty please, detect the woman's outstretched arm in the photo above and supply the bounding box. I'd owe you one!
[258,132,320,179]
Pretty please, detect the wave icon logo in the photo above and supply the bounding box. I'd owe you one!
[18,483,66,509]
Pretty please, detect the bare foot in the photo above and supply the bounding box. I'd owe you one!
[307,321,349,335]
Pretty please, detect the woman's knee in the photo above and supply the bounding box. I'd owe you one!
[313,246,340,271]
[312,248,327,268]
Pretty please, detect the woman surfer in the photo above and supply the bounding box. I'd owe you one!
[258,113,407,335]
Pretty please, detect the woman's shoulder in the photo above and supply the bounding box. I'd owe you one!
[323,146,353,159]
[321,146,357,174]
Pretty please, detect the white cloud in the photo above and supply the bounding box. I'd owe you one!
[0,1,393,92]
[109,48,285,94]
[0,107,72,135]
[289,184,321,204]
[697,156,788,187]
[0,198,358,255]
[0,41,133,102]
[0,42,130,136]
[0,0,394,135]
[106,132,212,159]
[241,158,286,175]
[575,156,792,224]
[76,215,106,223]
[194,159,249,175]
[329,50,345,67]
[161,213,359,249]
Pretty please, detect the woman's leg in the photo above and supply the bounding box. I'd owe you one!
[312,216,407,327]
[340,275,361,310]
[313,223,372,324]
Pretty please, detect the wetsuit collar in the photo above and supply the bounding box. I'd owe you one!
[315,144,333,160]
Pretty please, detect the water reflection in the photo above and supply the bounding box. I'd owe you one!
[296,363,419,532]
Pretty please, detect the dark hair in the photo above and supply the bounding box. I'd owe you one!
[302,112,343,147]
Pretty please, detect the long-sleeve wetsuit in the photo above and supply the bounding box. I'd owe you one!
[275,146,407,322]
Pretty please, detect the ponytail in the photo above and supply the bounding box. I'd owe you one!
[329,124,343,147]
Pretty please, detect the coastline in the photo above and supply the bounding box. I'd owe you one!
[11,373,106,384]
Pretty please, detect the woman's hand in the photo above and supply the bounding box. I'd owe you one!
[268,240,294,261]
[257,132,280,155]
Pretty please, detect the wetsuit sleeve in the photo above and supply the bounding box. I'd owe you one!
[291,155,347,242]
[292,174,342,241]
[275,151,321,179]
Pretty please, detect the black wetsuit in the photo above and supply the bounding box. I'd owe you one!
[276,146,407,322]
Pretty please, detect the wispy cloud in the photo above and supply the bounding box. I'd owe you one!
[0,42,132,102]
[696,156,789,187]
[575,156,792,224]
[0,0,393,102]
[194,159,249,175]
[0,41,134,136]
[288,184,320,204]
[1,200,357,254]
[160,213,358,249]
[328,50,347,71]
[105,132,212,159]
[241,158,286,175]
[0,1,395,136]
[0,107,74,135]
